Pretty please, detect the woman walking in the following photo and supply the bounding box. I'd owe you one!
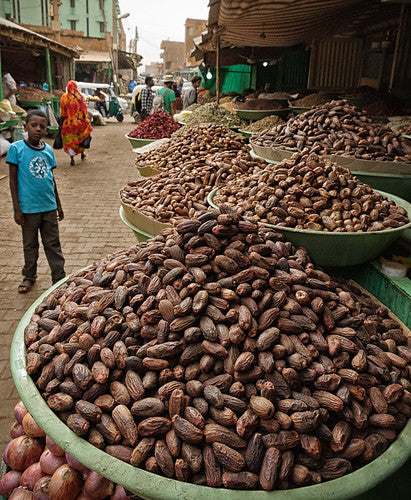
[60,81,92,166]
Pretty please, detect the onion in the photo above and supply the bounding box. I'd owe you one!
[40,449,67,475]
[14,402,28,424]
[4,436,44,471]
[20,462,46,490]
[10,421,25,439]
[111,485,129,500]
[9,487,34,500]
[48,465,83,500]
[65,453,88,472]
[84,472,113,500]
[0,471,22,496]
[22,414,46,438]
[46,437,65,457]
[33,476,51,500]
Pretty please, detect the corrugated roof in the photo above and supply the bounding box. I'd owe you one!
[206,0,400,48]
[0,17,78,57]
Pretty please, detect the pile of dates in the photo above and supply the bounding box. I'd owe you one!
[213,151,409,232]
[25,207,411,490]
[121,151,267,223]
[252,100,410,162]
[135,123,247,174]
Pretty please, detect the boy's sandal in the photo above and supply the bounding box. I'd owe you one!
[18,278,35,294]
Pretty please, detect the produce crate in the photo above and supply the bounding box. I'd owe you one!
[9,279,411,499]
[208,188,411,267]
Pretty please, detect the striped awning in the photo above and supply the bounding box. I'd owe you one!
[205,0,400,48]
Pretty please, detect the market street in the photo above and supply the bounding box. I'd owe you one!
[0,116,137,453]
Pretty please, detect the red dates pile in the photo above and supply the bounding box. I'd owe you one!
[252,100,410,162]
[25,207,411,491]
[128,111,180,140]
[213,151,409,232]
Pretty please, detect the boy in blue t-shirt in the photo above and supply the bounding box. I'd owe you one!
[7,110,65,293]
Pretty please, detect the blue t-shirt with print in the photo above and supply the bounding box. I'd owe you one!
[6,140,57,214]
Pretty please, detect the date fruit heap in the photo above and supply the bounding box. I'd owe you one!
[252,100,410,162]
[25,207,411,491]
[128,111,180,140]
[213,151,409,232]
[135,123,247,173]
[121,151,267,223]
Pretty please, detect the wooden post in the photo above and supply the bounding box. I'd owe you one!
[0,47,2,100]
[69,58,74,80]
[389,4,405,91]
[46,47,53,93]
[216,35,220,103]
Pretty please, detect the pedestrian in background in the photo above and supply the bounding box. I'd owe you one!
[139,76,154,121]
[153,76,176,115]
[60,81,92,166]
[6,110,65,293]
[183,76,202,109]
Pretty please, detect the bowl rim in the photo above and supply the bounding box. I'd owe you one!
[10,276,411,499]
[125,134,157,142]
[207,187,411,236]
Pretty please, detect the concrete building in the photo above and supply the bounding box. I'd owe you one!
[160,40,185,74]
[0,1,130,84]
[185,18,206,65]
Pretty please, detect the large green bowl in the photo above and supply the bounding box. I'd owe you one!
[125,134,156,149]
[208,188,411,267]
[9,278,411,499]
[288,106,311,115]
[234,108,289,121]
[119,206,154,242]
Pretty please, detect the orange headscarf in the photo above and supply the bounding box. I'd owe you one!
[60,80,92,155]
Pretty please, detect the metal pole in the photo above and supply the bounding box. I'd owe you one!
[46,47,53,93]
[216,35,220,103]
[0,47,3,100]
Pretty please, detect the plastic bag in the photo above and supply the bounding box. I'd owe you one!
[0,134,10,155]
[0,99,13,113]
[46,103,58,127]
[12,125,24,142]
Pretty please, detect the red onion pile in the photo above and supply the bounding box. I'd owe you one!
[0,402,130,500]
[128,111,180,139]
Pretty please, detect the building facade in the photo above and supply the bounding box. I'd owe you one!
[160,40,185,74]
[0,0,127,83]
[185,18,206,64]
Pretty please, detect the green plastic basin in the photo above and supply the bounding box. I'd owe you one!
[208,188,411,267]
[288,106,311,115]
[9,278,411,499]
[352,171,411,202]
[119,206,154,242]
[234,109,289,121]
[239,129,252,138]
[125,134,156,149]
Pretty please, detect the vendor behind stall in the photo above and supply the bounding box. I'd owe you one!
[2,72,17,104]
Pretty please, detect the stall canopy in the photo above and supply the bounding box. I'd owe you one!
[77,51,112,63]
[201,0,401,49]
[0,17,77,58]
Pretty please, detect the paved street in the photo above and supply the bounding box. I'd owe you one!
[0,115,138,452]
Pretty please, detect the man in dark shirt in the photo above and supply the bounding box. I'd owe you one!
[140,76,154,121]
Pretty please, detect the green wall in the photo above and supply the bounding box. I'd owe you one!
[1,0,120,40]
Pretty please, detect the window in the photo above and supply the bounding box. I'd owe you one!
[70,20,76,30]
[70,0,75,7]
[99,22,105,33]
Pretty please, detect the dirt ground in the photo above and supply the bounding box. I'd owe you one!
[0,114,138,453]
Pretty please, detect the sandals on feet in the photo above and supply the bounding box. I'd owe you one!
[18,278,35,294]
[81,152,87,160]
[70,156,75,166]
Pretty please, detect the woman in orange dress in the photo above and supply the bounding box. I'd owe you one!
[60,81,92,166]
